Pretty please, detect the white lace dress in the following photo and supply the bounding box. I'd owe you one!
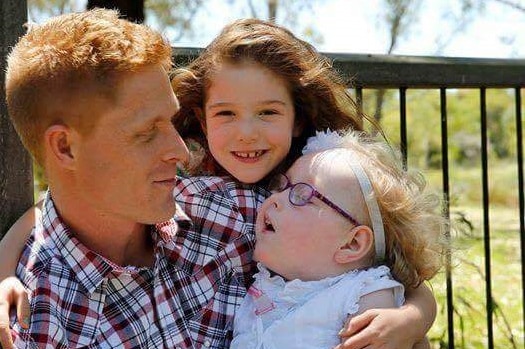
[231,264,404,349]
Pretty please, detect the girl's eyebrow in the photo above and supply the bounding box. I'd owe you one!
[207,100,288,110]
[258,100,288,106]
[206,102,233,110]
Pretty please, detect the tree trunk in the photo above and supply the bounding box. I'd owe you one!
[87,0,145,23]
[0,0,32,239]
[268,0,278,22]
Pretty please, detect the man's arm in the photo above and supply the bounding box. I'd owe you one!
[336,283,436,349]
[0,205,40,349]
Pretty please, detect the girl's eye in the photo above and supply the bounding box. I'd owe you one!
[214,110,235,117]
[259,109,279,117]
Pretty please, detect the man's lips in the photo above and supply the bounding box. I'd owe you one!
[153,178,177,187]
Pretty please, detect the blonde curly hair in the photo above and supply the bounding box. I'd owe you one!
[310,130,447,288]
[6,9,172,165]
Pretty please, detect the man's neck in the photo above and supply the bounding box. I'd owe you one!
[50,191,155,268]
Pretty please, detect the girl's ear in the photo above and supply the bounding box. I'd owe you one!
[334,225,374,265]
[44,124,76,170]
[194,107,206,135]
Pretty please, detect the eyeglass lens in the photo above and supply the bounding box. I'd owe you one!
[289,183,313,206]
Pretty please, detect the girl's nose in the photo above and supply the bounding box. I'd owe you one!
[266,190,286,210]
[237,117,259,143]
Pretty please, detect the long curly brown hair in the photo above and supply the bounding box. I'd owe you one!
[171,18,372,177]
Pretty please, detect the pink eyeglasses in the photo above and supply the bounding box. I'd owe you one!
[269,173,360,227]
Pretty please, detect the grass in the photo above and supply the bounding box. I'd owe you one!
[421,161,524,348]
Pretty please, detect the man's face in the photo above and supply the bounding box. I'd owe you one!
[73,65,188,225]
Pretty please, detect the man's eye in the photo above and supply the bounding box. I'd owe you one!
[136,128,157,142]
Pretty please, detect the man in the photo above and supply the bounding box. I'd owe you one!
[4,9,195,348]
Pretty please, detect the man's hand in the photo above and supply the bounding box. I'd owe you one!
[335,308,421,349]
[0,277,30,349]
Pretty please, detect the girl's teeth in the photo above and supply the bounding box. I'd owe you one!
[236,151,263,158]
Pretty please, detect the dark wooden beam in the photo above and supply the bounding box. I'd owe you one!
[0,0,32,239]
[87,0,145,23]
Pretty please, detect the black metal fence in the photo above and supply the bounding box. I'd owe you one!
[326,52,524,349]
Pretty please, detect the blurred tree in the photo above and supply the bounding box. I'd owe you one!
[28,0,83,20]
[145,0,204,41]
[147,0,324,44]
[373,0,421,127]
[491,0,525,12]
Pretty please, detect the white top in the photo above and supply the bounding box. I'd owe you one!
[231,264,404,349]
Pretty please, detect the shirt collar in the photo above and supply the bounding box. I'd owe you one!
[42,192,185,294]
[42,193,113,294]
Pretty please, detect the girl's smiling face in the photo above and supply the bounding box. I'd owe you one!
[203,61,301,184]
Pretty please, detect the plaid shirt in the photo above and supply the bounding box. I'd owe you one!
[13,177,268,349]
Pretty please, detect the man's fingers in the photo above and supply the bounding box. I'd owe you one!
[0,319,14,349]
[0,277,30,348]
[0,294,14,348]
[16,288,30,329]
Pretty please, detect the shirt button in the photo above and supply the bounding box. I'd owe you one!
[204,340,211,347]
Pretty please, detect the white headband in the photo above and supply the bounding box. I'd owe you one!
[345,158,386,262]
[302,130,386,262]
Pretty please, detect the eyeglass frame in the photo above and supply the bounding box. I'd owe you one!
[269,173,361,227]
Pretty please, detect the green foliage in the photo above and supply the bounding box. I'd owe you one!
[363,88,521,168]
[428,209,523,348]
[33,163,47,198]
[144,0,204,41]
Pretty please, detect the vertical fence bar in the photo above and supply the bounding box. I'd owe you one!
[399,87,407,168]
[355,87,364,129]
[440,88,455,348]
[480,87,494,349]
[516,87,525,334]
[355,87,363,110]
[0,0,32,239]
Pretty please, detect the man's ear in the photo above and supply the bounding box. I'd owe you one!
[334,225,374,264]
[44,125,76,170]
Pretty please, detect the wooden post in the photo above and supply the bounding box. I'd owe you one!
[0,0,31,239]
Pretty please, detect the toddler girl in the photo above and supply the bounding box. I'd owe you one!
[231,130,445,348]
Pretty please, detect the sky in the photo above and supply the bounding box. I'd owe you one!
[32,0,525,59]
[166,0,525,59]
